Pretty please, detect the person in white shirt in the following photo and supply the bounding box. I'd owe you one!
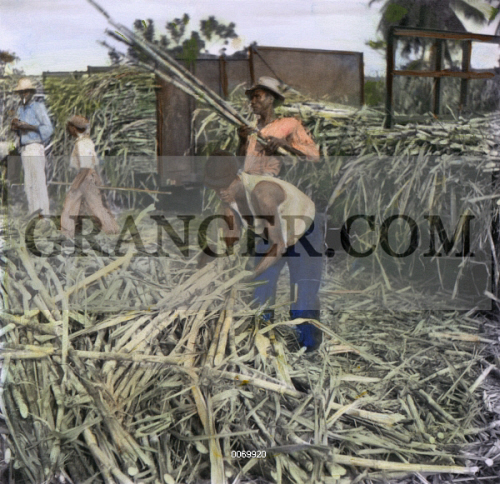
[67,115,98,171]
[11,77,53,216]
[61,115,118,237]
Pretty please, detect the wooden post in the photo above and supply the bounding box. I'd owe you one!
[433,39,444,117]
[219,55,228,99]
[459,40,472,112]
[384,27,395,129]
[359,52,365,106]
[155,75,164,181]
[249,46,256,85]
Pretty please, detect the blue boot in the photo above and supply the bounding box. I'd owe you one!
[290,310,322,352]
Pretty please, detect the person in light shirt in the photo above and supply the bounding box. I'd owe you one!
[61,115,118,237]
[238,76,320,177]
[67,115,98,171]
[11,77,53,216]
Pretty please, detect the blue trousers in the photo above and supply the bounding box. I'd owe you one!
[253,215,323,349]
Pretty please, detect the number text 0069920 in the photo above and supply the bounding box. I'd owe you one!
[231,450,266,458]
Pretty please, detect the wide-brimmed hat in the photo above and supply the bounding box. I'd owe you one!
[204,154,239,189]
[67,115,90,130]
[245,76,285,101]
[13,78,36,92]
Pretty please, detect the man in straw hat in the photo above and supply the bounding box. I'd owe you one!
[238,76,320,177]
[11,77,53,216]
[204,155,323,352]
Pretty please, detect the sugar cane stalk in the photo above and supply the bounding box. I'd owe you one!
[331,453,477,474]
[214,288,236,366]
[88,0,296,156]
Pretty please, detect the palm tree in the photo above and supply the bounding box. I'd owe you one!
[369,0,499,66]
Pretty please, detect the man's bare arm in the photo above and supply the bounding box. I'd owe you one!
[197,204,241,268]
[238,125,254,156]
[251,181,286,277]
[223,204,241,248]
[265,123,320,161]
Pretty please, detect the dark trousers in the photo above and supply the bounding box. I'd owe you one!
[253,214,324,348]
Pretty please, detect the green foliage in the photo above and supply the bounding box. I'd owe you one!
[179,32,205,67]
[121,13,244,65]
[369,0,498,67]
[0,50,20,76]
[0,51,18,64]
[366,39,387,51]
[200,16,237,44]
[364,79,385,106]
[166,14,190,46]
[384,4,407,22]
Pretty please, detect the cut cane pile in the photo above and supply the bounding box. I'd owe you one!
[0,203,499,484]
[1,67,500,483]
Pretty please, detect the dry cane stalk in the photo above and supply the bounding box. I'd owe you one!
[327,398,364,428]
[55,246,134,302]
[69,349,182,365]
[0,356,38,483]
[17,248,61,318]
[70,311,141,340]
[331,453,477,475]
[467,364,495,395]
[271,340,294,387]
[191,386,227,484]
[107,311,177,388]
[214,288,236,366]
[407,394,426,435]
[418,389,458,425]
[429,332,495,344]
[184,301,212,368]
[205,310,226,367]
[77,366,154,476]
[1,311,60,336]
[326,400,405,426]
[155,262,218,308]
[0,323,15,338]
[121,310,177,353]
[83,428,135,484]
[208,369,304,398]
[111,315,151,350]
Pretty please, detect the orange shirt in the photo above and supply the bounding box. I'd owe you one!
[243,117,320,177]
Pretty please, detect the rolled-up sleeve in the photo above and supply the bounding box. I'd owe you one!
[34,103,54,143]
[290,123,320,162]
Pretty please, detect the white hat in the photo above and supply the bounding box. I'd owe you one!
[245,76,285,101]
[13,78,36,92]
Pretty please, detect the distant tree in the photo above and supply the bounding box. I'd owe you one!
[368,0,499,67]
[118,14,243,66]
[0,50,19,76]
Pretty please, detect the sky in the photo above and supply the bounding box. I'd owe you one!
[1,0,499,77]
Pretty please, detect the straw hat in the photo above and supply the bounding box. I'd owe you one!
[245,76,285,101]
[13,78,36,92]
[67,115,90,130]
[204,155,239,189]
